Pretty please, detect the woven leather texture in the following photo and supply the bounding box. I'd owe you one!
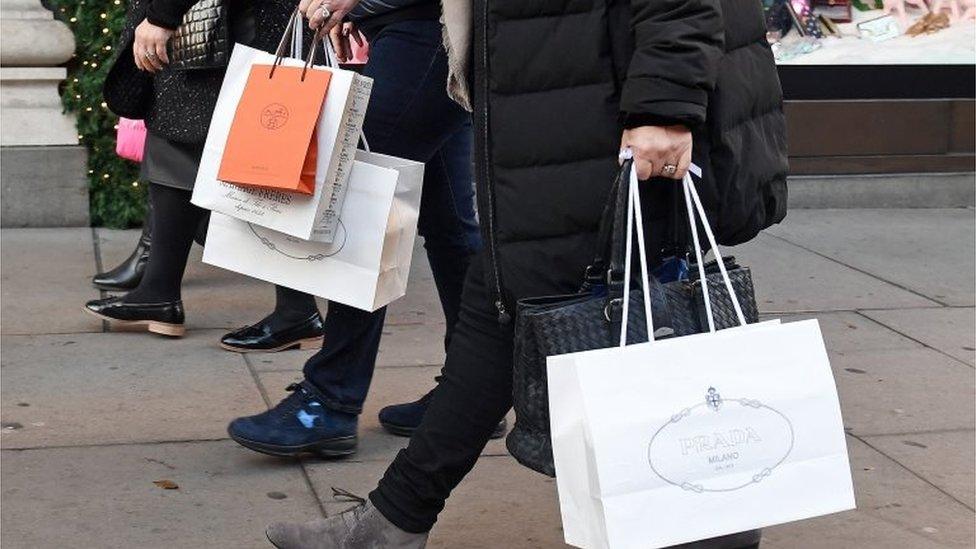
[169,0,230,70]
[664,267,759,336]
[507,281,670,477]
[507,268,758,478]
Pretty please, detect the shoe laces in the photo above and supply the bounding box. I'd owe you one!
[331,487,366,505]
[278,382,322,413]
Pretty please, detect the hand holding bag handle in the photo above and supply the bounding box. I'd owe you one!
[617,156,748,346]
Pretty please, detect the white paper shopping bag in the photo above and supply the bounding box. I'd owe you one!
[548,164,855,549]
[192,13,373,243]
[202,150,424,311]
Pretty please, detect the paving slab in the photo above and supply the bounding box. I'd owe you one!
[767,209,976,306]
[0,330,264,449]
[768,311,924,354]
[1,228,101,335]
[728,233,937,314]
[861,307,976,367]
[255,368,510,464]
[302,455,565,548]
[831,347,976,436]
[0,440,320,549]
[862,430,976,510]
[764,436,975,548]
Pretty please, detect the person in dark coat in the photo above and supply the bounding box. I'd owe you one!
[265,0,788,547]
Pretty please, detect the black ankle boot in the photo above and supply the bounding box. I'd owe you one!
[93,211,152,292]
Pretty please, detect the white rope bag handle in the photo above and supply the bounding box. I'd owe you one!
[618,156,748,347]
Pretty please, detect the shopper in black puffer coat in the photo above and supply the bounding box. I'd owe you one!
[265,0,787,547]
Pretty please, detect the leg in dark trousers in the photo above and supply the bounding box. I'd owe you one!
[123,183,206,303]
[227,19,480,456]
[370,255,513,532]
[301,19,476,413]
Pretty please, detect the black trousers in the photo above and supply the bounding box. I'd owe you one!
[370,251,514,533]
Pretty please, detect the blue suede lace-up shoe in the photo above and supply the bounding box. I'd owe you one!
[228,381,357,458]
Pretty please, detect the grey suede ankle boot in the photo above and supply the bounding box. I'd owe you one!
[266,500,428,549]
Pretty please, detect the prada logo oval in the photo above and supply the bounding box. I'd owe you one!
[647,387,794,492]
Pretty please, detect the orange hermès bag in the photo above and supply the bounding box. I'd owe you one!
[218,63,331,195]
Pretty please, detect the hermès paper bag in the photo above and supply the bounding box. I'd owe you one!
[202,150,424,311]
[192,11,372,242]
[547,165,855,549]
[216,62,332,195]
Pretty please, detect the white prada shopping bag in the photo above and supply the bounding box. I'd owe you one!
[548,164,855,549]
[192,12,373,243]
[202,150,424,312]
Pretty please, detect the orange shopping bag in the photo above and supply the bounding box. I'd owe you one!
[218,63,331,195]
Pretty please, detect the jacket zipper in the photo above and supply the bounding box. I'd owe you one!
[477,0,510,325]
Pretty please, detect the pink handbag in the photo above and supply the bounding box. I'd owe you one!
[115,117,147,163]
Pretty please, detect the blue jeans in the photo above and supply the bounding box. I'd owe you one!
[303,19,480,414]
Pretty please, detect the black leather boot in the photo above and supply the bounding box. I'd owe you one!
[93,201,152,292]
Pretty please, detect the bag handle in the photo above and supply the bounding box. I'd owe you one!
[619,157,655,347]
[617,156,748,345]
[273,9,303,63]
[681,172,747,331]
[584,161,628,287]
[268,9,321,81]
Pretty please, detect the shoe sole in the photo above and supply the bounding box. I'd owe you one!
[228,431,357,459]
[380,420,507,440]
[92,282,139,292]
[219,336,323,353]
[83,306,185,337]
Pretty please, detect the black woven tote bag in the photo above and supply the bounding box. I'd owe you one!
[507,163,763,477]
[507,161,674,477]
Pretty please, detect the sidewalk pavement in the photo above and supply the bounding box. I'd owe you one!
[1,208,974,549]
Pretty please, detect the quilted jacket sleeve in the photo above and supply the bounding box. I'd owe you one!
[620,0,724,129]
[146,0,198,29]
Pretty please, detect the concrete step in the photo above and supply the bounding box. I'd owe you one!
[788,173,975,209]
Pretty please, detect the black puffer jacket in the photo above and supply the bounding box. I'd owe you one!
[105,0,303,144]
[472,0,788,319]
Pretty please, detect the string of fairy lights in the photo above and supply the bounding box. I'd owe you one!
[52,0,145,228]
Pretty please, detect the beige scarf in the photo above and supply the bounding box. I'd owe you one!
[440,1,473,111]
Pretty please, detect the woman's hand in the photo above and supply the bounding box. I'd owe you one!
[133,19,174,73]
[620,125,692,180]
[329,22,364,63]
[299,0,361,34]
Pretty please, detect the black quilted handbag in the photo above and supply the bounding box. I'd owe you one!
[168,0,230,70]
[169,0,256,70]
[507,161,674,477]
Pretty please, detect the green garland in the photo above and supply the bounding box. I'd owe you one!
[50,0,146,228]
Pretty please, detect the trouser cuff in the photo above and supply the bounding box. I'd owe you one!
[300,379,363,415]
[368,486,433,534]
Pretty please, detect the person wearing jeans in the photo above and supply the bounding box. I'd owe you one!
[227,6,506,459]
